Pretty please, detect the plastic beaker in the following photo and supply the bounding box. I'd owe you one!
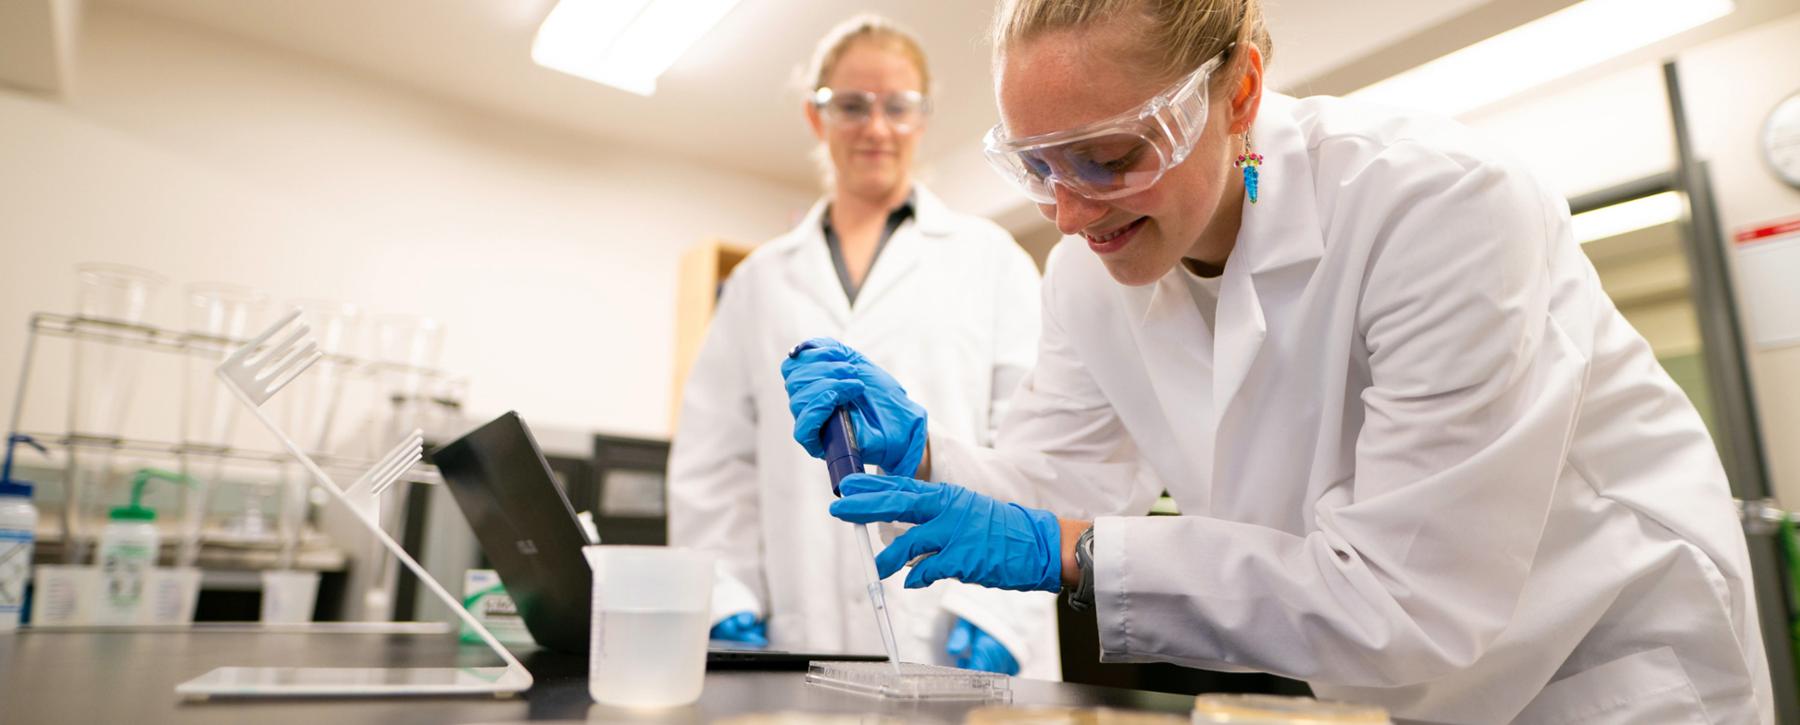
[75,262,165,326]
[70,263,167,439]
[283,300,362,453]
[182,282,266,445]
[260,570,319,623]
[371,314,444,436]
[582,546,714,708]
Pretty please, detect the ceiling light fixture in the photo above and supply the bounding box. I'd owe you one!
[1572,191,1685,244]
[531,0,743,97]
[1348,0,1733,118]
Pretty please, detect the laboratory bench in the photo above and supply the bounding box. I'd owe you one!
[0,628,1423,724]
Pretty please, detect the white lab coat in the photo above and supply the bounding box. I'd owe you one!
[929,94,1771,722]
[668,186,1061,679]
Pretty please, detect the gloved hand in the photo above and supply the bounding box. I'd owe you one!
[708,611,769,648]
[829,473,1061,592]
[782,338,929,478]
[946,618,1021,675]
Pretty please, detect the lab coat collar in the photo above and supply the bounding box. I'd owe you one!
[1132,95,1322,317]
[850,185,947,313]
[908,186,957,238]
[777,184,948,322]
[1131,93,1324,429]
[1237,93,1326,277]
[778,198,850,325]
[1217,93,1326,416]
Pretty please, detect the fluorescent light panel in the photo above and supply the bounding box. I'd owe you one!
[531,0,742,96]
[1572,191,1684,244]
[1349,0,1733,118]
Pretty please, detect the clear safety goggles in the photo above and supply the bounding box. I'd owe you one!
[812,87,931,134]
[983,47,1232,204]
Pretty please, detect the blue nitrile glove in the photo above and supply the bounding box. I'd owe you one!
[709,611,769,647]
[829,473,1061,592]
[782,338,928,478]
[946,618,1021,675]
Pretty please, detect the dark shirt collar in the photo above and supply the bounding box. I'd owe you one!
[821,189,916,306]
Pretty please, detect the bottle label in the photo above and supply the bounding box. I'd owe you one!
[0,529,33,612]
[103,544,151,606]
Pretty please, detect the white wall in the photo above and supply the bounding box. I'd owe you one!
[1677,12,1800,506]
[0,5,816,454]
[1460,63,1676,199]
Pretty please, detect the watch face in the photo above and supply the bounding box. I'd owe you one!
[1766,92,1800,189]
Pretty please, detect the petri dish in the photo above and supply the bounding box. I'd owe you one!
[805,661,1012,702]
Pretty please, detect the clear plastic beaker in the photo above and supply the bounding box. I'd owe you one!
[261,569,320,623]
[582,546,714,708]
[282,300,362,453]
[75,262,166,326]
[70,263,167,438]
[181,282,266,446]
[371,314,444,436]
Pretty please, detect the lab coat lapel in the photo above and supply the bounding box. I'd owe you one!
[782,198,853,327]
[1129,277,1217,508]
[1214,95,1324,424]
[1212,257,1266,426]
[852,186,949,314]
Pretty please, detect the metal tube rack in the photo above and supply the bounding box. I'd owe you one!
[7,310,455,562]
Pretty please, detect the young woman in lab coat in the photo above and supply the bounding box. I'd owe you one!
[782,0,1771,720]
[667,16,1060,678]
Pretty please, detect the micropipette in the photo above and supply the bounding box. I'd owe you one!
[819,407,904,674]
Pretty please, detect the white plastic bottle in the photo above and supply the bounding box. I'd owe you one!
[93,468,185,625]
[95,505,159,625]
[0,434,45,631]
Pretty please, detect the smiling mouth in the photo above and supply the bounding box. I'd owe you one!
[1082,217,1146,244]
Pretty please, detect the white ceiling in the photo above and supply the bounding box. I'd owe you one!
[97,0,1503,189]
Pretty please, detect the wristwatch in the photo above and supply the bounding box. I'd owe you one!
[1068,525,1097,612]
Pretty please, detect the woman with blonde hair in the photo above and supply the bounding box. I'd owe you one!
[783,0,1771,719]
[669,14,1059,677]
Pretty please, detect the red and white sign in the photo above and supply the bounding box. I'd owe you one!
[1734,216,1800,246]
[1732,215,1800,348]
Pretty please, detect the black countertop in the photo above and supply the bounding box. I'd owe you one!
[0,629,1208,724]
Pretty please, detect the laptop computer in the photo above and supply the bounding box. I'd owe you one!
[432,411,885,668]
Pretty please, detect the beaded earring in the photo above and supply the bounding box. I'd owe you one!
[1235,133,1264,204]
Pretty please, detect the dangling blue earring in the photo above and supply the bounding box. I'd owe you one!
[1235,133,1263,204]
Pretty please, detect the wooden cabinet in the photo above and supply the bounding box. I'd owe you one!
[670,238,753,432]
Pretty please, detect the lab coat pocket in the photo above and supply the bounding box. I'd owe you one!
[1511,647,1706,725]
